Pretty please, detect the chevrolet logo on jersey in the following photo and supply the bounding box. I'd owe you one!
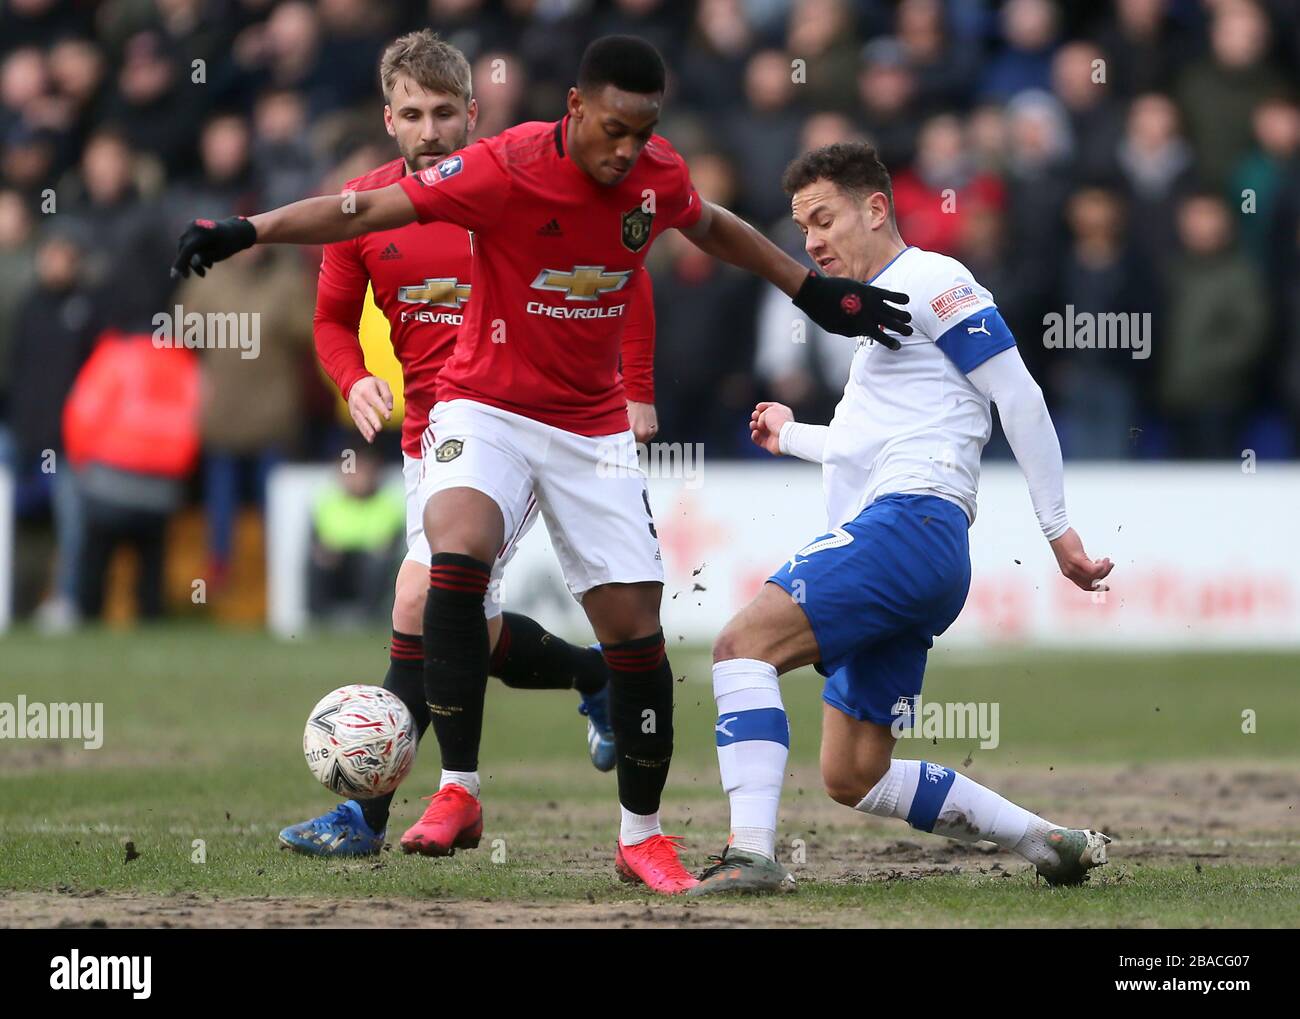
[398,278,471,308]
[530,266,632,301]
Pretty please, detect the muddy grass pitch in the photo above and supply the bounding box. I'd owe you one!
[1,628,1296,928]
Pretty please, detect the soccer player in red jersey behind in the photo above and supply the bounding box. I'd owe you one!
[281,32,656,857]
[174,35,913,893]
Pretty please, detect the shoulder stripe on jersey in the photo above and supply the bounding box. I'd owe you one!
[935,307,1016,374]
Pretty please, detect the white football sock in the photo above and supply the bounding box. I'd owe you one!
[440,769,480,799]
[619,807,661,846]
[713,658,789,861]
[1011,817,1067,867]
[855,759,1064,867]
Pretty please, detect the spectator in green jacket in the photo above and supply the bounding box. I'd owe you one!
[1160,191,1269,458]
[307,445,404,626]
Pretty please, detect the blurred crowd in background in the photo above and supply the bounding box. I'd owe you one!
[2,0,1299,626]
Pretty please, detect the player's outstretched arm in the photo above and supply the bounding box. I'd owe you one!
[679,201,912,347]
[171,183,419,279]
[966,346,1113,592]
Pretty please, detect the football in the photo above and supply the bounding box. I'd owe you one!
[302,685,416,799]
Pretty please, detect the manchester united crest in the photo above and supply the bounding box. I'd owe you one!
[621,206,654,252]
[435,439,464,462]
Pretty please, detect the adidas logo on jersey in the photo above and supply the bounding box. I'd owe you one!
[379,242,402,260]
[537,218,563,237]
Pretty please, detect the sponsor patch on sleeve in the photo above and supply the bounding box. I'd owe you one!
[929,282,982,323]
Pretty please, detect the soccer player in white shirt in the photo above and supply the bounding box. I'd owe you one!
[691,143,1115,896]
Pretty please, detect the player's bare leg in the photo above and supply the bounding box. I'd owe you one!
[688,581,811,895]
[582,581,695,893]
[823,705,1110,885]
[392,558,431,635]
[715,580,822,670]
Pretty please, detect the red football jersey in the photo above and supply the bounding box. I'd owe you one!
[315,155,658,455]
[398,115,700,436]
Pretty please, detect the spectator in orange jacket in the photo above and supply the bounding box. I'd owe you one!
[62,324,199,621]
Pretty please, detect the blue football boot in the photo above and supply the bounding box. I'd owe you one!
[278,799,385,857]
[578,685,616,773]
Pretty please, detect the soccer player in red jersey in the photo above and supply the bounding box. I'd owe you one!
[280,33,655,858]
[174,36,912,893]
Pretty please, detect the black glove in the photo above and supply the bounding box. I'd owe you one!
[170,216,257,279]
[792,271,912,350]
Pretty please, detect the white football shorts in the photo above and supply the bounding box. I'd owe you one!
[402,447,537,620]
[415,398,663,603]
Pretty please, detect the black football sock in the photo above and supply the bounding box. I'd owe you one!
[357,630,427,834]
[603,631,674,817]
[424,553,492,774]
[490,611,608,695]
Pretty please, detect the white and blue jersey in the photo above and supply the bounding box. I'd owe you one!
[769,246,1013,725]
[821,245,1015,531]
